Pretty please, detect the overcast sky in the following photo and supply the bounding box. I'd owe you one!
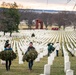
[0,0,76,11]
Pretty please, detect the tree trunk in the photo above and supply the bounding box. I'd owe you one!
[45,24,48,30]
[74,25,75,30]
[30,26,31,30]
[63,25,65,30]
[45,26,47,29]
[4,31,6,36]
[28,25,31,30]
[10,32,12,37]
[59,25,61,29]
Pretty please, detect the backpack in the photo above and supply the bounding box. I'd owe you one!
[52,46,55,51]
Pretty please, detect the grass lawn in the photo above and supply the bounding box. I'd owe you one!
[51,50,64,75]
[0,56,47,75]
[0,50,76,75]
[70,55,76,75]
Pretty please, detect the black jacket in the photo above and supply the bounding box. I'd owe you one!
[25,46,35,54]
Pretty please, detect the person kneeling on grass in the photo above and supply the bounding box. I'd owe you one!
[4,44,12,71]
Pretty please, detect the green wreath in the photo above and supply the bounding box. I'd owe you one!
[23,49,38,62]
[0,50,17,60]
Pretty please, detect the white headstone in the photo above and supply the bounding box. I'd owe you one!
[44,64,50,75]
[43,50,48,56]
[66,70,74,75]
[64,56,69,63]
[64,52,68,56]
[40,74,45,75]
[48,57,53,65]
[64,62,70,72]
[35,57,40,62]
[19,55,23,64]
[35,54,40,62]
[50,54,54,61]
[40,53,43,58]
[1,60,6,65]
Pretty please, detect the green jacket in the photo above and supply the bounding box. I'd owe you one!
[48,45,53,53]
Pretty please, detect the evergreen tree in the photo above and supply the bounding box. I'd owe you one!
[1,2,20,36]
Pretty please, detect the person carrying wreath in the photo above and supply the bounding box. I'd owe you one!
[4,44,12,71]
[25,42,36,71]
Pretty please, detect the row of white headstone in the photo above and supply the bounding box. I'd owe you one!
[63,44,74,75]
[61,31,75,75]
[14,30,58,65]
[40,49,56,75]
[63,32,76,56]
[0,30,75,75]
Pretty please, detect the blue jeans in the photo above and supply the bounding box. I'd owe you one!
[56,50,58,56]
[28,60,33,70]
